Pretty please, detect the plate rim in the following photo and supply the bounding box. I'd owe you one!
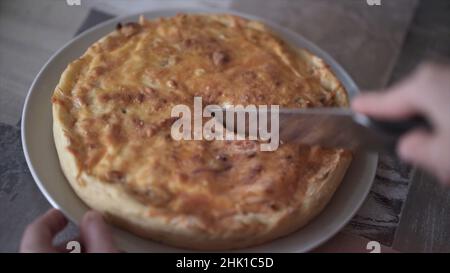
[21,7,378,252]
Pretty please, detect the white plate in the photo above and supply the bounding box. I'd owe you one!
[21,8,377,252]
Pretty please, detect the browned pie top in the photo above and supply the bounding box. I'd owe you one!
[52,14,349,233]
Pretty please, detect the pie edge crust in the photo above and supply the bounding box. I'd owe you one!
[52,14,352,250]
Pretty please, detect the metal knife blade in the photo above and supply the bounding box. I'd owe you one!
[275,108,391,150]
[216,107,430,151]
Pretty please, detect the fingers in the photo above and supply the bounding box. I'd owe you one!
[351,92,411,119]
[351,63,442,120]
[398,130,450,184]
[21,209,118,253]
[352,63,450,185]
[20,209,68,253]
[351,80,422,120]
[397,129,442,182]
[80,211,118,253]
[397,129,434,164]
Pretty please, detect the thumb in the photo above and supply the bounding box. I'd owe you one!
[351,68,430,120]
[20,209,68,253]
[80,211,118,253]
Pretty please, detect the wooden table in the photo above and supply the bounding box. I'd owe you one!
[1,0,449,252]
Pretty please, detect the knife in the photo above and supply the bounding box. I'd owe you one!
[216,107,431,151]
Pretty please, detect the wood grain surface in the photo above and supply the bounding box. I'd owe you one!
[390,0,450,253]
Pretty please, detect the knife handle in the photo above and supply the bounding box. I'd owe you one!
[369,115,432,138]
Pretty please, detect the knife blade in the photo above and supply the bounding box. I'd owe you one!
[276,108,394,151]
[216,107,430,151]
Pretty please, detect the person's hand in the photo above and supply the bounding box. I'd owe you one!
[352,63,450,184]
[20,209,118,253]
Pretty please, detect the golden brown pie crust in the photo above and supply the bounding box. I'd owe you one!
[52,14,352,250]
